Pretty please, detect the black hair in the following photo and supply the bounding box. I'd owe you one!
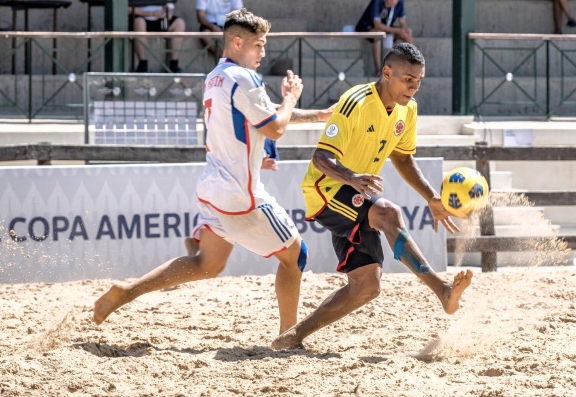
[383,43,425,67]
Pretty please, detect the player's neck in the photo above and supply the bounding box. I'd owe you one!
[375,80,397,112]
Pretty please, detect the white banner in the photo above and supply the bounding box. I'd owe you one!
[0,159,445,283]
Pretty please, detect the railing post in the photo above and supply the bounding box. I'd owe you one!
[546,38,550,118]
[452,0,475,115]
[475,141,497,272]
[104,0,128,72]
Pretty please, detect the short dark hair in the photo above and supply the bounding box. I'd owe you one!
[224,8,271,35]
[383,43,425,67]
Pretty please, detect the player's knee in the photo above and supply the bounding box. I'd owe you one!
[354,282,381,303]
[371,202,403,230]
[197,257,226,278]
[296,239,308,272]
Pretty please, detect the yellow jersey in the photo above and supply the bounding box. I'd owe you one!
[301,82,418,219]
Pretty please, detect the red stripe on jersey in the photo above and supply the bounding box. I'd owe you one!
[318,142,344,158]
[305,174,329,221]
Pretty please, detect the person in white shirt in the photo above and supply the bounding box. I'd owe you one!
[130,3,185,73]
[93,9,334,340]
[196,0,243,56]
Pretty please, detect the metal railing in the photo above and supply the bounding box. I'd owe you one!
[467,33,576,118]
[0,31,382,120]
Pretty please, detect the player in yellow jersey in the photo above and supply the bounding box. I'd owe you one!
[272,43,473,350]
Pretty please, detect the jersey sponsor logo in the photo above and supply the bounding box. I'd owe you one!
[366,124,375,133]
[352,194,364,207]
[325,123,339,138]
[394,120,405,136]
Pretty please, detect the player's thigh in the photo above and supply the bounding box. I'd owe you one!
[273,234,305,268]
[196,227,234,273]
[367,197,403,231]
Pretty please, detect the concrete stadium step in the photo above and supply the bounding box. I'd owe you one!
[416,115,475,135]
[452,222,560,237]
[461,121,576,146]
[417,134,477,146]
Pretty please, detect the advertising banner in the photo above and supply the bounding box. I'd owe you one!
[0,159,445,283]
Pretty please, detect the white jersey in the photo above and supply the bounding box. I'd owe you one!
[196,58,278,215]
[196,0,244,26]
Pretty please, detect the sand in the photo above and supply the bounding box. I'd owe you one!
[1,266,576,397]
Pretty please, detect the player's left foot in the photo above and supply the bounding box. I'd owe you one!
[93,283,131,325]
[271,329,305,350]
[442,269,473,314]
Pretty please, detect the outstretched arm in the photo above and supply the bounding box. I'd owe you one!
[289,104,335,123]
[388,151,459,233]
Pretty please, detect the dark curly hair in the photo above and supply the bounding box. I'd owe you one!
[383,43,425,67]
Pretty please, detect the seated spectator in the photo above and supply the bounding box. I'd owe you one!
[130,3,185,73]
[551,0,576,34]
[196,0,243,56]
[355,0,413,75]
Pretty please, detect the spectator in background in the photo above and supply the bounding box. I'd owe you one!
[197,0,244,56]
[130,3,185,73]
[551,0,576,34]
[355,0,413,75]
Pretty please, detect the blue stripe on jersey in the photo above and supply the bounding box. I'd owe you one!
[248,70,262,87]
[260,204,290,242]
[230,83,247,144]
[254,113,277,129]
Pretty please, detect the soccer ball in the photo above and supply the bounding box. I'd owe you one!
[440,167,489,218]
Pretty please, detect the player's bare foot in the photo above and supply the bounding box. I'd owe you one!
[184,237,199,256]
[93,283,131,325]
[271,329,305,350]
[442,269,473,314]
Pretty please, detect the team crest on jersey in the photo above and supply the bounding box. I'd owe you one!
[325,123,339,138]
[352,194,364,207]
[394,120,405,136]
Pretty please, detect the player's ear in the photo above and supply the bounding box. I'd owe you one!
[232,35,243,50]
[382,65,392,81]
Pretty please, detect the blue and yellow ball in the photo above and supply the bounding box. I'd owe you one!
[440,167,489,218]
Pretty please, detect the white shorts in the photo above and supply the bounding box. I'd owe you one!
[193,201,299,257]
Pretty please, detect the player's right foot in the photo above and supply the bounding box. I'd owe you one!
[93,283,130,325]
[442,269,473,314]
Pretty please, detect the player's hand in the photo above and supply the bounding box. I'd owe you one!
[281,70,303,100]
[350,173,384,200]
[261,156,278,171]
[428,197,460,234]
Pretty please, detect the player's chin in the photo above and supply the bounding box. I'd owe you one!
[398,95,413,105]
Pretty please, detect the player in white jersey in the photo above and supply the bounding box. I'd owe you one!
[93,9,334,338]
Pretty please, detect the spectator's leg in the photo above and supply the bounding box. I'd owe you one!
[200,26,220,57]
[396,28,413,45]
[559,0,576,26]
[553,0,564,33]
[168,17,185,60]
[133,17,148,72]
